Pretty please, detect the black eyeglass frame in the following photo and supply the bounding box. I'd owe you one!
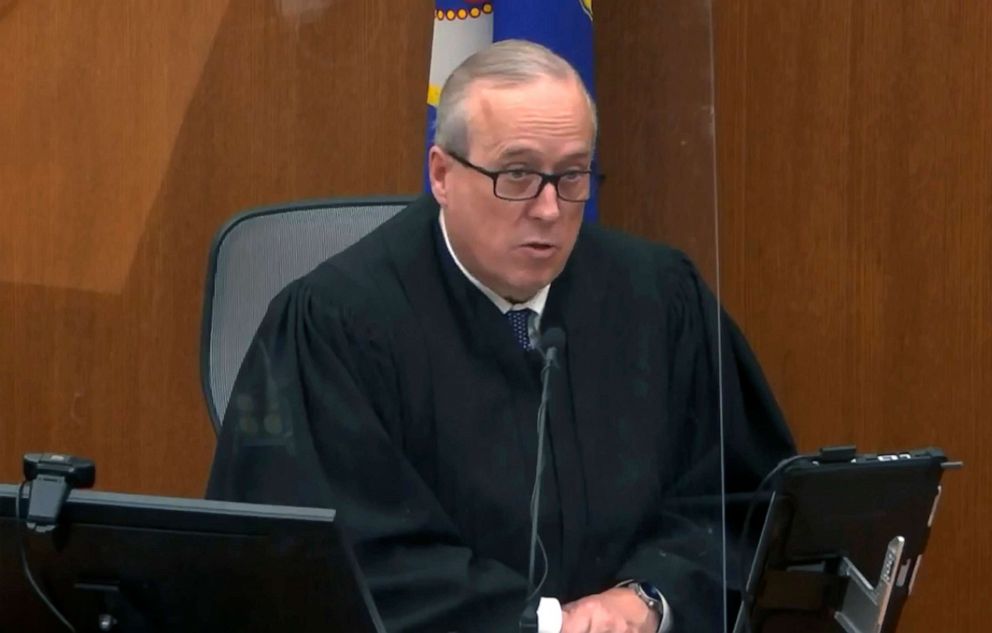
[446,150,604,202]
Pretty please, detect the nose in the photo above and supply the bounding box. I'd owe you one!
[528,180,562,221]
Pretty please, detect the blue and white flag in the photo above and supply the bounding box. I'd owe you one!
[425,1,597,220]
[424,2,494,188]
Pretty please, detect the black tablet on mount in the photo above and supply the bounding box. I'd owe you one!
[734,446,959,633]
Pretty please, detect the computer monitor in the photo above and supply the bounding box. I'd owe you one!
[734,447,954,633]
[0,484,386,632]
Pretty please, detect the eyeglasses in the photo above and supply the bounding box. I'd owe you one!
[447,151,602,202]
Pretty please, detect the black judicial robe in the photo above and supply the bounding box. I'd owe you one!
[206,194,795,632]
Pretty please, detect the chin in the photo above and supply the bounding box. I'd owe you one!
[510,274,556,298]
[493,262,564,300]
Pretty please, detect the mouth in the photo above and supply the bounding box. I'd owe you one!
[520,242,558,261]
[518,241,558,258]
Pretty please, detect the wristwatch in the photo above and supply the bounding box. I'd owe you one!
[617,579,666,632]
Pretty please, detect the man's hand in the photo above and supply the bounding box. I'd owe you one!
[560,587,659,633]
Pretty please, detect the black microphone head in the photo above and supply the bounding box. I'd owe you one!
[539,327,566,354]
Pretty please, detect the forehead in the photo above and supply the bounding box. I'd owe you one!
[463,77,595,155]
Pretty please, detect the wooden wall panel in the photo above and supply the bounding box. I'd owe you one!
[0,0,432,495]
[598,0,989,630]
[714,1,991,631]
[0,0,230,292]
[595,1,720,281]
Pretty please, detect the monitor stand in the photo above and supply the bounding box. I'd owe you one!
[834,536,905,633]
[737,535,910,633]
[75,581,150,632]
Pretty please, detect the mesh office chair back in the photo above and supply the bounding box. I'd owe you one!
[201,196,413,434]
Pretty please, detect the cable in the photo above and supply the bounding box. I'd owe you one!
[524,349,563,605]
[526,469,549,602]
[736,454,808,633]
[526,360,553,602]
[526,536,549,603]
[15,480,76,632]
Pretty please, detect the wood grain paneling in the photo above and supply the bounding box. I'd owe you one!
[714,1,991,631]
[595,1,720,280]
[0,0,432,496]
[0,0,230,292]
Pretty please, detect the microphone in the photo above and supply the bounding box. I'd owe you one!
[538,327,566,368]
[520,328,566,633]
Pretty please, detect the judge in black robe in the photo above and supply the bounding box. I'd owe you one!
[206,191,794,632]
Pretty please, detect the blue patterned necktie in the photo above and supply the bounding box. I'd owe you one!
[505,308,533,350]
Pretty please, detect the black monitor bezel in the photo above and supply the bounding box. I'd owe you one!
[0,484,386,633]
[735,447,948,633]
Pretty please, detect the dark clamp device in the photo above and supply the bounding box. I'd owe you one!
[22,453,96,532]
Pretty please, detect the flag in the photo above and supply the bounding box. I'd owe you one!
[424,1,597,221]
[424,2,494,189]
[493,0,597,221]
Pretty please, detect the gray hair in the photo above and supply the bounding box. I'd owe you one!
[433,39,598,156]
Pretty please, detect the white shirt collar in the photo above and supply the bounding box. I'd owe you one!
[438,209,549,318]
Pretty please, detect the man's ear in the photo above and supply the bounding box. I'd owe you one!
[428,145,450,206]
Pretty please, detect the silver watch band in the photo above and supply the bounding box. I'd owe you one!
[616,579,667,632]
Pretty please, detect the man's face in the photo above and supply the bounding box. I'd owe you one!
[429,76,594,302]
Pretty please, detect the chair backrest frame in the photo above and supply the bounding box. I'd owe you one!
[200,195,415,435]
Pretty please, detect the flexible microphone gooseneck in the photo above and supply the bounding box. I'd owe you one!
[520,328,566,633]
